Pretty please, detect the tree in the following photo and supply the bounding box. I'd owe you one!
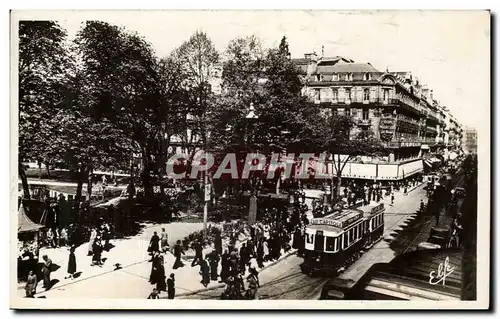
[317,113,385,203]
[18,21,71,198]
[209,35,320,196]
[75,21,166,196]
[172,31,220,180]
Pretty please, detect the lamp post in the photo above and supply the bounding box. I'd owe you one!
[245,103,259,225]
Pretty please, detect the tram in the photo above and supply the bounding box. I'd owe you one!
[300,203,385,275]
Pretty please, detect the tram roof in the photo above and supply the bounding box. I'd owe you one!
[306,223,343,235]
[357,203,385,217]
[324,209,363,222]
[310,209,364,229]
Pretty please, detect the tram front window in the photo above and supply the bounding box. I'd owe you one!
[326,237,335,251]
[314,231,325,252]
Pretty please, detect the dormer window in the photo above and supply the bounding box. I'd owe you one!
[344,73,352,81]
[316,74,322,81]
[332,73,339,81]
[364,73,371,81]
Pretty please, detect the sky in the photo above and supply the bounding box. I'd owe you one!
[17,10,490,128]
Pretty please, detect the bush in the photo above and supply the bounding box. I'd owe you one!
[180,220,250,251]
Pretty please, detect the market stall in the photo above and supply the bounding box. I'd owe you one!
[17,204,44,279]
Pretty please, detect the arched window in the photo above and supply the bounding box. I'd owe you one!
[344,73,352,81]
[332,73,339,81]
[364,73,371,81]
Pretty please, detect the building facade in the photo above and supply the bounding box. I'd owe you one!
[464,127,477,154]
[294,52,463,181]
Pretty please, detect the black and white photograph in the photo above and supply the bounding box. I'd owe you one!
[9,10,490,309]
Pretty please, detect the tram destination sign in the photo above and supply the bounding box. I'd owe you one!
[311,212,363,228]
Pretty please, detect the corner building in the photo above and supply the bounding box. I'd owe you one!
[294,52,454,183]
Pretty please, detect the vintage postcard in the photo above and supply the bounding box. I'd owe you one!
[10,10,490,309]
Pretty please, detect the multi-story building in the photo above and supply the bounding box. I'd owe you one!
[464,127,477,154]
[294,52,461,182]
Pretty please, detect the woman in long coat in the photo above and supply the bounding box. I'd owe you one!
[220,250,230,283]
[67,246,77,279]
[92,238,103,266]
[149,252,161,284]
[156,256,166,292]
[25,270,37,297]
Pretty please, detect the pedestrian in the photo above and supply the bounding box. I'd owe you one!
[256,239,265,268]
[41,254,52,290]
[246,239,256,259]
[239,243,249,274]
[102,221,111,250]
[173,240,185,269]
[214,230,222,256]
[149,251,161,284]
[148,231,160,258]
[420,199,426,213]
[159,227,169,254]
[156,256,167,292]
[191,240,203,267]
[206,250,220,281]
[46,228,56,248]
[199,258,210,287]
[220,249,230,283]
[391,192,395,205]
[92,238,103,266]
[245,267,260,300]
[66,246,77,279]
[263,238,270,262]
[88,227,97,256]
[25,270,37,297]
[147,288,160,299]
[167,273,175,299]
[229,248,239,276]
[59,227,68,247]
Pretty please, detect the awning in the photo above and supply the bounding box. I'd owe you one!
[424,160,432,167]
[18,204,44,233]
[421,145,430,150]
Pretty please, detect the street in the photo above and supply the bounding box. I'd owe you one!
[182,182,428,300]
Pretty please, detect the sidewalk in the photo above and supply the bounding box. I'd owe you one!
[24,222,204,299]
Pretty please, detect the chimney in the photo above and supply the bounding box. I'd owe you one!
[304,52,318,61]
[305,52,318,77]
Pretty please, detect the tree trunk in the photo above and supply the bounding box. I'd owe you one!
[74,168,88,214]
[330,177,335,204]
[336,176,342,203]
[18,162,30,199]
[87,169,93,201]
[141,150,153,197]
[38,161,42,179]
[45,162,51,178]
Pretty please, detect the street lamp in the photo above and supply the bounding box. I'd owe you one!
[245,103,259,225]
